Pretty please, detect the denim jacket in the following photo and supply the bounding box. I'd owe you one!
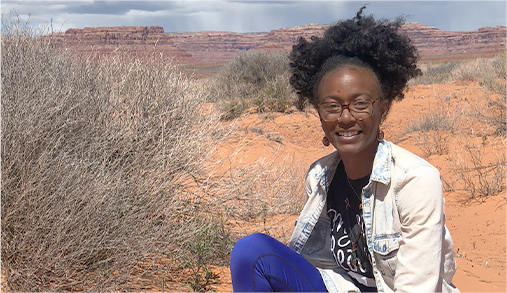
[288,140,459,293]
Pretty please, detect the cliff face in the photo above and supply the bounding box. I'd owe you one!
[400,23,506,60]
[50,26,196,63]
[48,23,506,64]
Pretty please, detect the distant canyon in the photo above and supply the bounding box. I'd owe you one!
[48,23,506,66]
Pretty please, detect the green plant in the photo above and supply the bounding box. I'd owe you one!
[254,74,295,113]
[181,217,234,292]
[209,50,291,118]
[218,97,250,120]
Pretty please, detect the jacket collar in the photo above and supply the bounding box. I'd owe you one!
[371,140,392,185]
[315,140,392,191]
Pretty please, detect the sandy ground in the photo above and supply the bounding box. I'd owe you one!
[105,79,505,292]
[205,80,506,292]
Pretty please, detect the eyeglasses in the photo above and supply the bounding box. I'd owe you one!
[317,99,378,122]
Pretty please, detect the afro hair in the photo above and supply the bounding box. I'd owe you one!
[289,5,421,110]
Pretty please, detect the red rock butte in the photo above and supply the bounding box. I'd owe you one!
[47,23,506,65]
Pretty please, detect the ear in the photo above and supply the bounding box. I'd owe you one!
[380,100,389,122]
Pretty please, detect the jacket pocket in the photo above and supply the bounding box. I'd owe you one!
[372,236,400,277]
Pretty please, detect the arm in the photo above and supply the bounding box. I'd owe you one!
[394,165,444,292]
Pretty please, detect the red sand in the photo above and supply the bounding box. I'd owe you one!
[208,80,506,292]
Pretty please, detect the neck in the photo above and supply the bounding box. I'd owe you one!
[341,142,378,180]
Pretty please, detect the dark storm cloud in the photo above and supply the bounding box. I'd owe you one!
[1,0,505,33]
[63,1,179,15]
[226,0,298,5]
[2,1,181,16]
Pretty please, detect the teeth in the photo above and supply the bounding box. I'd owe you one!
[338,131,360,137]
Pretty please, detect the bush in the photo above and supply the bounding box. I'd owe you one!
[403,106,456,157]
[410,53,506,86]
[253,74,295,113]
[409,62,459,85]
[180,216,234,292]
[208,50,292,118]
[218,97,251,120]
[405,112,455,134]
[447,141,506,201]
[204,154,307,242]
[476,53,506,136]
[218,50,290,96]
[1,19,223,291]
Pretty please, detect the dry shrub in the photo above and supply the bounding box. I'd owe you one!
[217,97,251,120]
[199,147,307,243]
[409,62,459,85]
[448,54,505,82]
[404,105,456,157]
[414,130,451,157]
[475,53,506,136]
[217,50,290,97]
[446,139,506,201]
[406,111,455,133]
[226,158,306,243]
[207,50,293,119]
[1,19,223,291]
[254,73,295,113]
[473,90,506,136]
[410,53,506,86]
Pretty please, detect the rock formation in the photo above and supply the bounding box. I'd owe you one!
[48,23,506,65]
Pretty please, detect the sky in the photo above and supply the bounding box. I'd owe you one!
[2,1,506,34]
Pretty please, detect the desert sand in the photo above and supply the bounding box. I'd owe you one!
[121,79,505,292]
[205,80,506,292]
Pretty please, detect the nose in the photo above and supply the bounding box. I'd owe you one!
[338,106,356,124]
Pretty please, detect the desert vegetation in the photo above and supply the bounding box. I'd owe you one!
[1,17,227,291]
[403,54,506,201]
[206,50,295,120]
[2,16,505,291]
[1,18,306,291]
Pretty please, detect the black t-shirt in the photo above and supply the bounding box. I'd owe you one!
[327,161,376,291]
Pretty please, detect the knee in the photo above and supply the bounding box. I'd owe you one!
[232,233,271,254]
[231,233,273,265]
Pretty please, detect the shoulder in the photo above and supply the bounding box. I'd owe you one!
[387,143,444,217]
[308,151,339,173]
[389,142,439,175]
[373,141,439,185]
[387,142,443,201]
[305,151,339,189]
[386,142,442,197]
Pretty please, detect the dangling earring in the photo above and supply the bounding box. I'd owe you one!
[322,136,330,146]
[377,129,384,141]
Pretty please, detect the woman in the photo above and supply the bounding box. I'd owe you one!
[230,7,459,293]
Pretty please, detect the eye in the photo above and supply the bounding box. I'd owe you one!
[324,103,341,112]
[352,99,370,109]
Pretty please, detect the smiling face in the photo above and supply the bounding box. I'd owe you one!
[317,66,387,161]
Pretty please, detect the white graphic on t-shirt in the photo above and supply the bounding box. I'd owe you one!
[328,208,368,274]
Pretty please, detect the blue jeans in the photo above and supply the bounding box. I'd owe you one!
[230,233,327,292]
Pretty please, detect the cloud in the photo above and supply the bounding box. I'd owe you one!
[63,1,177,15]
[365,1,506,31]
[1,0,505,33]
